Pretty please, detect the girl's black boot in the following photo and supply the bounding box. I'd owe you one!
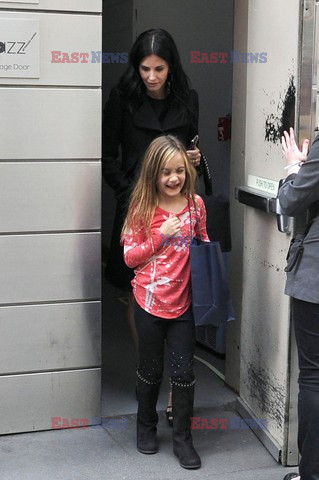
[172,383,201,469]
[136,375,161,454]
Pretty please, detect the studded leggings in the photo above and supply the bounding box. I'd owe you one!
[134,302,196,387]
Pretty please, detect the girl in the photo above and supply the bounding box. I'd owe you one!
[122,135,209,470]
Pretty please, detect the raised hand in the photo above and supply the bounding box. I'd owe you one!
[282,127,309,169]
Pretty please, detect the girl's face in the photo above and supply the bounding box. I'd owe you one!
[139,54,170,99]
[157,153,186,201]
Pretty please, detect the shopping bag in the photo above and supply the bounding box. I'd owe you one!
[189,238,234,326]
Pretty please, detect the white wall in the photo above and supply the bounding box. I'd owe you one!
[230,0,301,460]
[0,0,102,434]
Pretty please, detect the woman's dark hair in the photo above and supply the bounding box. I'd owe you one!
[118,29,190,107]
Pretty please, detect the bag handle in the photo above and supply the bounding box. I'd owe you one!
[187,196,202,242]
[200,154,213,196]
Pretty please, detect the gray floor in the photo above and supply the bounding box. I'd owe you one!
[0,280,299,480]
[102,281,234,417]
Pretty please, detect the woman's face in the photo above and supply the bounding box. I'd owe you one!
[139,54,170,99]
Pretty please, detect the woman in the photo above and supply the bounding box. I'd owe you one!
[102,28,205,422]
[279,127,319,480]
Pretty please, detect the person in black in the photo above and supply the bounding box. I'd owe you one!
[279,127,319,480]
[103,29,203,292]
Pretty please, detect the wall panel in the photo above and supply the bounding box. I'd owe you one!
[0,0,102,13]
[0,89,101,159]
[0,302,101,373]
[0,11,101,86]
[0,162,101,232]
[0,369,101,434]
[0,233,101,304]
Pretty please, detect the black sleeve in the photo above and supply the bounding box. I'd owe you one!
[187,89,199,147]
[188,90,213,195]
[102,86,130,199]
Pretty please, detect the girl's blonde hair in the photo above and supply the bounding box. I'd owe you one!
[122,135,197,235]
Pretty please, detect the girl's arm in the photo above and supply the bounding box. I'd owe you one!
[123,228,163,269]
[194,196,210,241]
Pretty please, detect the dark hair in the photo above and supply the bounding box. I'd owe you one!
[118,29,190,107]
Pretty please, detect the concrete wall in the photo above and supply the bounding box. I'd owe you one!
[0,0,102,434]
[230,0,301,459]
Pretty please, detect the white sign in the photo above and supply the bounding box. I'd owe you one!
[0,1,39,4]
[247,174,279,195]
[0,18,39,78]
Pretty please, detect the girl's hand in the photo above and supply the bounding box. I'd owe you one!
[159,216,181,236]
[282,127,309,168]
[186,147,201,167]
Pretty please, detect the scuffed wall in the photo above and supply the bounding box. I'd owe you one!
[230,0,301,452]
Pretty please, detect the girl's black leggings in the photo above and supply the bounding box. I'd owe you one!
[134,301,196,386]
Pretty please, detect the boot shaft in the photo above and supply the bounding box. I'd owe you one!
[136,374,161,423]
[172,383,195,435]
[171,383,201,469]
[136,374,161,455]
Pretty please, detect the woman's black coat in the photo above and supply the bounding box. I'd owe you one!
[102,86,199,202]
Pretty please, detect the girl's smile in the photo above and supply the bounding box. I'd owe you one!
[157,153,186,202]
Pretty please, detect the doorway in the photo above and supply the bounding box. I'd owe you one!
[101,2,235,414]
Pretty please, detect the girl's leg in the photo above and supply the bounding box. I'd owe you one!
[293,298,319,480]
[166,315,196,386]
[134,303,166,454]
[166,316,200,469]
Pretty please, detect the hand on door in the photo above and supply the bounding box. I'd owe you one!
[281,127,309,174]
